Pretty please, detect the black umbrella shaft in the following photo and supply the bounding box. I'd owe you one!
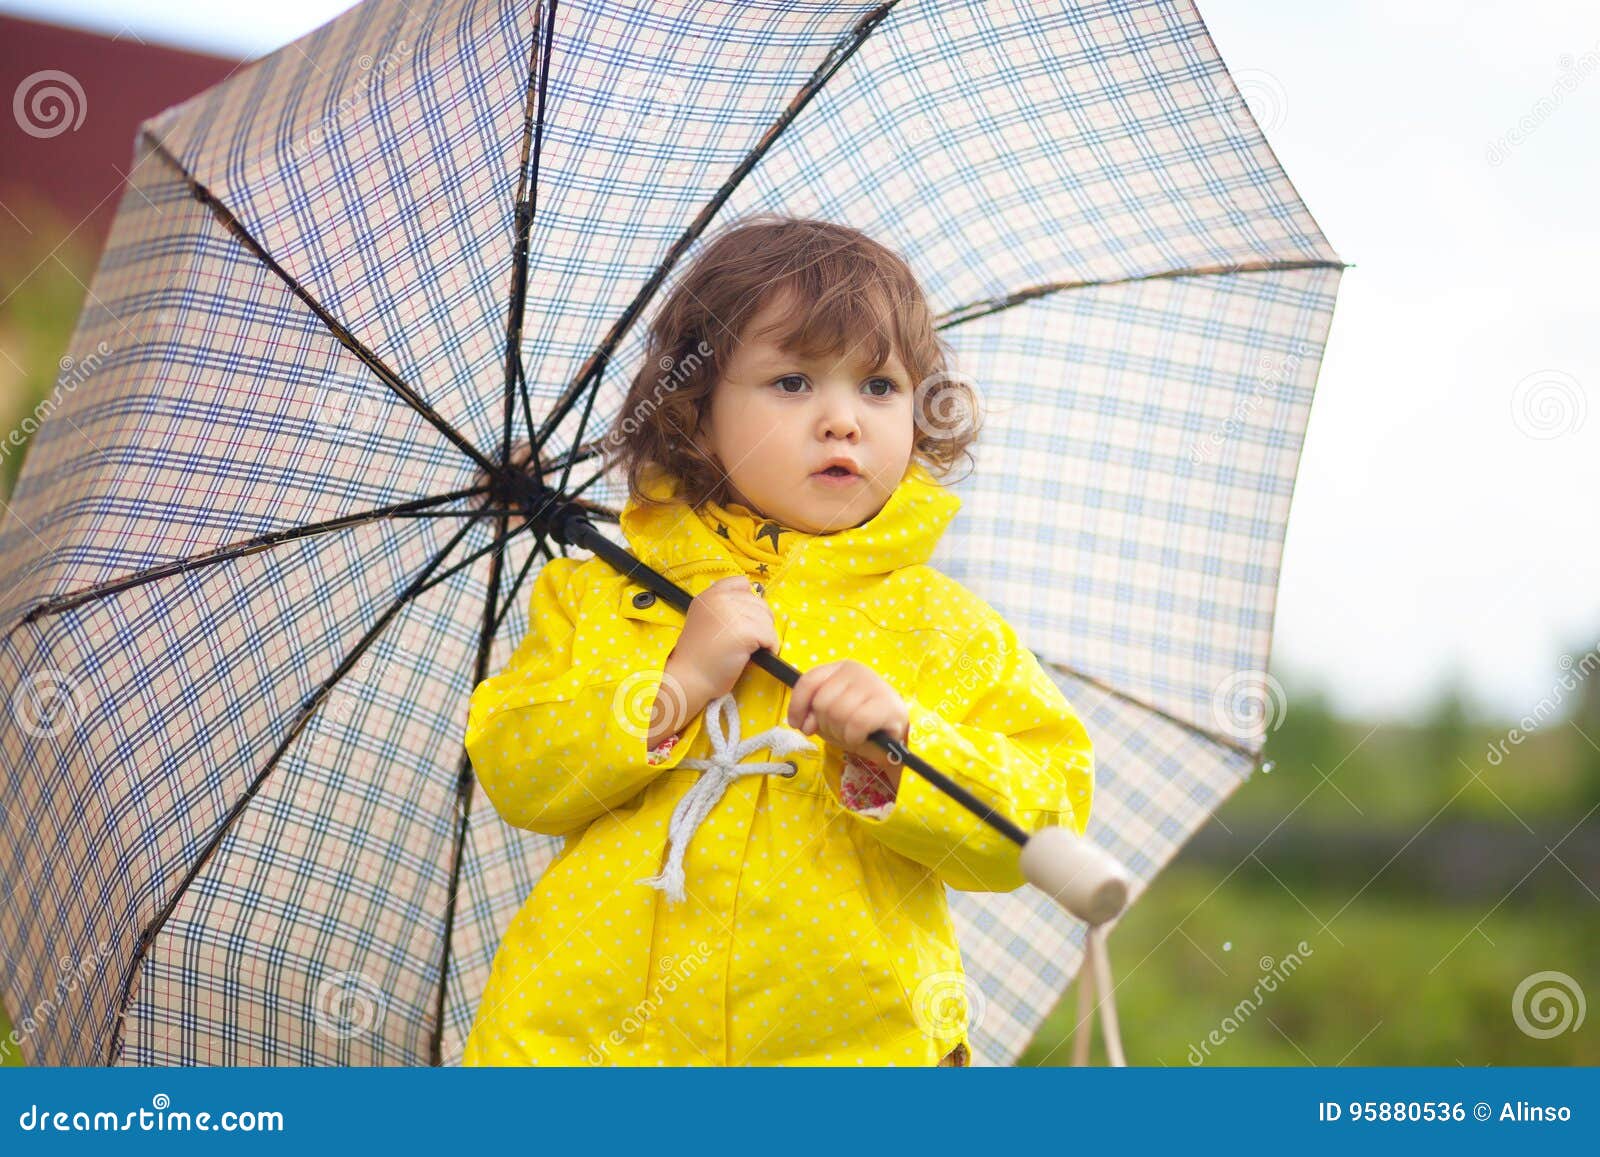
[557,509,1030,848]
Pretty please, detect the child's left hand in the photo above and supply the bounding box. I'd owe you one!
[786,660,909,786]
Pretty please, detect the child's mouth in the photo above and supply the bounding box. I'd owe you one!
[811,466,863,486]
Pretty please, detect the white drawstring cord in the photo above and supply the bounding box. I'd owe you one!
[636,693,816,905]
[1071,922,1126,1066]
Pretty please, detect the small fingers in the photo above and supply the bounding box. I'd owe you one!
[838,685,909,752]
[787,663,839,729]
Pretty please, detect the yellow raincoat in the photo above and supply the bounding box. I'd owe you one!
[460,460,1094,1066]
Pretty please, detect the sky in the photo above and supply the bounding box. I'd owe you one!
[3,0,1596,726]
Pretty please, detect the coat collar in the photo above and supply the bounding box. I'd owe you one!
[619,460,961,587]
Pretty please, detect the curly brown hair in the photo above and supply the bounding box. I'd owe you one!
[598,213,981,512]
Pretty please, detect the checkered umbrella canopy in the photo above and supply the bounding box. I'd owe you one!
[0,0,1343,1065]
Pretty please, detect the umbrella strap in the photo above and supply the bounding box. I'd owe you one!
[1071,923,1127,1066]
[636,693,814,905]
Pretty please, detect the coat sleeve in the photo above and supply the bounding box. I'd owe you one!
[464,556,707,838]
[819,605,1095,893]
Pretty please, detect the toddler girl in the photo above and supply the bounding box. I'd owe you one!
[460,214,1094,1066]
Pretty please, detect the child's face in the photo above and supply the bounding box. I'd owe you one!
[695,292,916,534]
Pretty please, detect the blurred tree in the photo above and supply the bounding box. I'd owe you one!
[0,192,94,498]
[1419,674,1488,813]
[1423,675,1473,773]
[1564,627,1600,809]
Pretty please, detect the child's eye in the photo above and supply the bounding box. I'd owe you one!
[771,375,900,396]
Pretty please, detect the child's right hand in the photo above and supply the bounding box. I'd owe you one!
[663,575,778,709]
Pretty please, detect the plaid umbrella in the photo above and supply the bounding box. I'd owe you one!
[0,0,1343,1066]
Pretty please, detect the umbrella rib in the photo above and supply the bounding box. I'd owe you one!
[539,437,600,477]
[501,0,560,466]
[140,132,501,479]
[552,358,604,502]
[6,486,488,639]
[1040,657,1261,763]
[413,518,537,600]
[486,442,614,637]
[108,514,490,1065]
[488,532,557,641]
[434,741,479,1067]
[531,1,901,453]
[429,384,602,1061]
[515,258,1348,481]
[933,258,1351,330]
[427,482,518,1063]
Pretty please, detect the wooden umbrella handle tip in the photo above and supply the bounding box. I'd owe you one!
[1020,825,1131,924]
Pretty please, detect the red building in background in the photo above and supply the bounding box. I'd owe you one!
[1,12,242,256]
